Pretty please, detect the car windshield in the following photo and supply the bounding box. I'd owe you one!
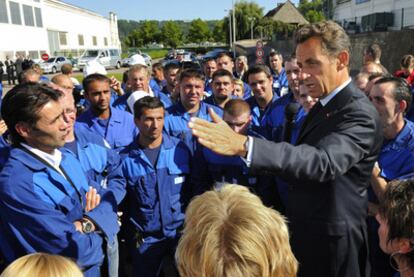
[46,58,56,63]
[83,50,99,58]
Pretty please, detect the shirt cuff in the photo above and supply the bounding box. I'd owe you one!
[241,136,254,167]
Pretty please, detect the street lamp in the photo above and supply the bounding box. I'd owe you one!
[248,17,255,40]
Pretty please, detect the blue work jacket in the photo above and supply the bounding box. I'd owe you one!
[62,127,126,204]
[246,94,280,139]
[76,107,138,153]
[0,147,119,276]
[120,134,192,244]
[164,101,223,154]
[378,120,414,180]
[271,68,289,97]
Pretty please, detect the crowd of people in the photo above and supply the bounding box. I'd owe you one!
[0,20,413,277]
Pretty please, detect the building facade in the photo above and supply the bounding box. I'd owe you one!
[0,0,121,61]
[332,0,414,31]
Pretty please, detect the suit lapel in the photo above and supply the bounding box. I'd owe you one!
[296,83,355,144]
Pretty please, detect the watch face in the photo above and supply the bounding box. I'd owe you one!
[83,221,93,233]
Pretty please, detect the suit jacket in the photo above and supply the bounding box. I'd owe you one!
[250,83,383,277]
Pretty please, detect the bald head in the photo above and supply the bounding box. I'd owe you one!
[51,74,75,91]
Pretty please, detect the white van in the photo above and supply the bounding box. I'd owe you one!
[78,48,122,71]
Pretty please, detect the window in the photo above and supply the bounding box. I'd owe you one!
[59,32,67,46]
[34,7,42,27]
[0,0,9,23]
[355,0,369,3]
[92,36,97,46]
[28,50,39,59]
[336,0,351,3]
[9,1,22,25]
[23,5,34,26]
[78,34,84,46]
[104,37,108,46]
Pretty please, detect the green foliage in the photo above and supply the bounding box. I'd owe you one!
[161,21,183,48]
[140,20,161,45]
[298,0,325,23]
[212,20,226,42]
[188,18,211,43]
[144,49,169,59]
[222,1,263,41]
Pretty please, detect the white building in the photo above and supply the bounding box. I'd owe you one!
[0,0,121,61]
[332,0,414,31]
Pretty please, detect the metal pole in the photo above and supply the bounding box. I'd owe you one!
[228,11,232,49]
[250,19,254,39]
[232,0,236,57]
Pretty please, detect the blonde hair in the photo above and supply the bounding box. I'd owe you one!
[0,253,83,277]
[176,184,298,277]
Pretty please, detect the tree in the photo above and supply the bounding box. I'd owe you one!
[223,1,263,41]
[124,29,143,48]
[161,21,183,48]
[298,0,325,23]
[187,18,211,43]
[212,20,226,43]
[139,20,161,45]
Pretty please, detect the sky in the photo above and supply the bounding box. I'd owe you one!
[62,0,300,21]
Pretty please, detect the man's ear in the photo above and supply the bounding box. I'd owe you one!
[337,51,350,70]
[15,122,31,139]
[398,100,408,114]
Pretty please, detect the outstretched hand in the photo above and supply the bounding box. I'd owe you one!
[188,108,247,157]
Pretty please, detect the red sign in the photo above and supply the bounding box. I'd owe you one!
[41,53,49,61]
[256,49,264,58]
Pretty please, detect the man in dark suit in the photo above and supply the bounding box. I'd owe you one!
[189,21,383,277]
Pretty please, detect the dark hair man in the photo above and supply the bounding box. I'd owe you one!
[368,77,414,277]
[189,20,383,277]
[76,74,138,152]
[216,52,252,99]
[120,96,194,276]
[164,69,223,154]
[0,83,120,276]
[244,64,279,138]
[203,69,234,109]
[268,50,289,97]
[202,58,217,96]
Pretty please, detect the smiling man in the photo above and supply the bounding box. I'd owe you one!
[189,21,383,277]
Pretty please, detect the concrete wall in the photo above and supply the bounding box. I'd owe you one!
[239,29,414,75]
[348,29,414,73]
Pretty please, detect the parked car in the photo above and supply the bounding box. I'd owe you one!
[201,48,228,61]
[39,56,71,74]
[77,48,122,71]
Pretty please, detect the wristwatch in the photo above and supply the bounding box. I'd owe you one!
[82,219,94,233]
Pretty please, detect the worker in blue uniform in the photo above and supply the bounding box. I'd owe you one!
[193,99,284,211]
[245,65,280,139]
[268,50,289,97]
[121,96,193,276]
[216,52,252,99]
[369,77,414,277]
[76,73,138,153]
[203,69,234,109]
[0,83,119,277]
[164,69,223,154]
[50,74,126,277]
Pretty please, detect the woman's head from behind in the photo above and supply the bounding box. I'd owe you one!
[0,253,83,277]
[176,184,298,277]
